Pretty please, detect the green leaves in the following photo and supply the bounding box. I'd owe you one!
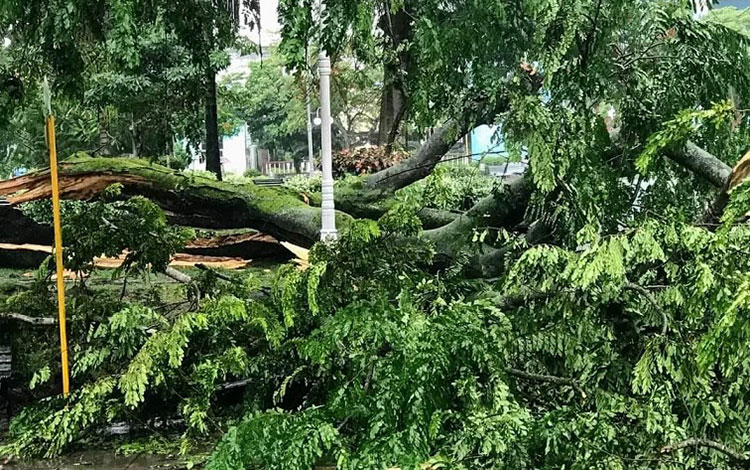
[24,187,194,276]
[637,101,734,174]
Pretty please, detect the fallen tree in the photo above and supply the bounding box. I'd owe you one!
[0,156,351,248]
[0,136,743,276]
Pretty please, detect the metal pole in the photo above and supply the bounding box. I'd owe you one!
[47,116,70,398]
[318,0,337,240]
[42,78,71,398]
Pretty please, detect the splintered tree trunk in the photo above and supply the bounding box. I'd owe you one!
[205,68,223,181]
[0,157,342,247]
[0,137,741,273]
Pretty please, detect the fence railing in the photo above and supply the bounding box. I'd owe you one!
[264,160,313,176]
[438,154,472,167]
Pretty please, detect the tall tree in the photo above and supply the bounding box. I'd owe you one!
[0,0,258,178]
[376,2,413,147]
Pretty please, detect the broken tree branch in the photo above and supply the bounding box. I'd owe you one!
[0,312,56,326]
[195,263,241,283]
[364,119,471,195]
[216,379,253,391]
[661,438,748,462]
[0,157,352,248]
[164,266,193,284]
[666,141,732,189]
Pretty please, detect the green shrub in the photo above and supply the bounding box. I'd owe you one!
[283,174,322,194]
[182,169,218,180]
[480,155,510,165]
[152,153,191,171]
[397,165,495,211]
[223,173,252,185]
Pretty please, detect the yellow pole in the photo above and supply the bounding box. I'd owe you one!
[46,114,71,398]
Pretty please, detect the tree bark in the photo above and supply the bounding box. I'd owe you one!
[0,139,739,273]
[205,67,223,181]
[377,6,412,148]
[378,69,407,148]
[665,141,731,188]
[363,119,471,197]
[0,157,343,248]
[424,175,533,262]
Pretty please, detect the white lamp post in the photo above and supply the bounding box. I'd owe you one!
[318,0,338,240]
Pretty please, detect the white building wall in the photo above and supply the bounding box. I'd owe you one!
[222,126,249,175]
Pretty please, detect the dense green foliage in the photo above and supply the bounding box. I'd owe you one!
[217,48,382,165]
[21,184,193,275]
[397,166,496,212]
[202,199,750,470]
[219,51,309,161]
[0,0,253,175]
[6,1,750,469]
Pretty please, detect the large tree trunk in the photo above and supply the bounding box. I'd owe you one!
[204,68,223,181]
[364,119,469,196]
[377,6,413,148]
[0,141,741,274]
[0,157,338,247]
[377,66,407,147]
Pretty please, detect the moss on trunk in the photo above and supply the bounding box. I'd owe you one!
[0,155,353,247]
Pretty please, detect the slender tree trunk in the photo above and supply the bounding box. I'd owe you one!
[204,67,222,180]
[130,115,138,157]
[97,108,113,156]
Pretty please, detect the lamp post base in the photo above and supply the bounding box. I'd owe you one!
[320,228,339,241]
